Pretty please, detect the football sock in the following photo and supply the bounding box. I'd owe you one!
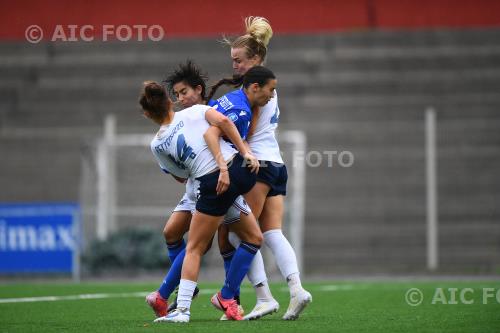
[177,279,197,310]
[167,238,186,263]
[221,241,260,299]
[286,272,303,295]
[158,248,185,299]
[263,229,300,282]
[254,280,274,302]
[228,232,268,287]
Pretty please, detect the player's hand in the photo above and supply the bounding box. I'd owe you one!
[216,168,230,195]
[244,152,260,174]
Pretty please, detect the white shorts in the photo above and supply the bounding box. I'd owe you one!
[172,178,199,214]
[223,196,251,225]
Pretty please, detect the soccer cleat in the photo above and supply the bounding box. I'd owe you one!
[210,292,244,321]
[243,299,280,320]
[167,286,200,313]
[153,307,190,323]
[282,288,312,320]
[219,304,244,321]
[146,291,168,318]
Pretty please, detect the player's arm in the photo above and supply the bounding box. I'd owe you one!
[204,126,230,195]
[160,167,187,184]
[205,108,259,173]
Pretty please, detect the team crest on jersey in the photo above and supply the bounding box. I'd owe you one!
[227,112,239,122]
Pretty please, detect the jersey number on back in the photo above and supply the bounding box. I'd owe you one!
[270,106,280,124]
[172,134,196,169]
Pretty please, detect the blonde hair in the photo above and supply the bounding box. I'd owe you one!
[224,16,273,63]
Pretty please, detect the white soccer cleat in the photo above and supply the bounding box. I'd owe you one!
[282,289,312,320]
[243,299,280,320]
[154,307,190,323]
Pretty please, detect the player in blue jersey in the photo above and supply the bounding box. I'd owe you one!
[205,66,280,319]
[209,16,312,320]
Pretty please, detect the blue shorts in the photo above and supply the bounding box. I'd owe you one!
[257,161,288,197]
[195,154,256,216]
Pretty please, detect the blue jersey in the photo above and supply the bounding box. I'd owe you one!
[208,89,252,140]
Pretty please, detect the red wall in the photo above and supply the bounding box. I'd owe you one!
[1,0,500,40]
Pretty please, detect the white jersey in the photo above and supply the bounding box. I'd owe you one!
[247,91,283,164]
[150,104,237,179]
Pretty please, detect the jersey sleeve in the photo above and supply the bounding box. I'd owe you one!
[222,109,251,140]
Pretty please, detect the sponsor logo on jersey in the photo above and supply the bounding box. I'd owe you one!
[218,96,234,110]
[239,111,246,116]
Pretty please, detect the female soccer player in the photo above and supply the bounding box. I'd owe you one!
[210,16,312,320]
[139,80,261,322]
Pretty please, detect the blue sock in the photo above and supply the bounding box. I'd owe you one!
[221,250,240,298]
[158,248,185,299]
[220,242,260,299]
[221,250,235,278]
[167,239,185,264]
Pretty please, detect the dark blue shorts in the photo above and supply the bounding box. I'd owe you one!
[257,161,288,197]
[195,154,256,216]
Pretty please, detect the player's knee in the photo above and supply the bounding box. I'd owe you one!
[186,240,206,256]
[162,223,169,242]
[164,223,182,244]
[248,230,263,247]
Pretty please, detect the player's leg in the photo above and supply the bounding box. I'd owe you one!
[226,230,280,320]
[218,223,236,282]
[211,211,262,320]
[260,195,312,320]
[163,211,191,263]
[146,209,192,318]
[156,211,222,323]
[242,181,271,219]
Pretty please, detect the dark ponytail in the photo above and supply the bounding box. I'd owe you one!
[139,81,169,120]
[207,75,243,101]
[207,66,275,101]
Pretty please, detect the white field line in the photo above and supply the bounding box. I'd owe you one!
[0,285,357,304]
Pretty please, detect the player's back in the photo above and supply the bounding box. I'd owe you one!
[150,104,236,178]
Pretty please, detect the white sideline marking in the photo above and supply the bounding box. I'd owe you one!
[0,292,149,304]
[0,285,349,304]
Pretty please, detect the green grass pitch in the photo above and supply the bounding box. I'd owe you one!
[1,280,499,332]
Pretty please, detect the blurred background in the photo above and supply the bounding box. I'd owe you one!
[1,0,499,281]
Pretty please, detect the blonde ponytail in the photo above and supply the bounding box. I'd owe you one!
[245,16,273,48]
[223,16,273,63]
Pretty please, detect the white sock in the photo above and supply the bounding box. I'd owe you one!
[286,272,303,295]
[263,229,300,283]
[228,231,268,287]
[177,279,197,310]
[254,280,274,303]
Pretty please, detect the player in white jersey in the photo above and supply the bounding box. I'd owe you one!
[139,80,263,322]
[213,16,312,320]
